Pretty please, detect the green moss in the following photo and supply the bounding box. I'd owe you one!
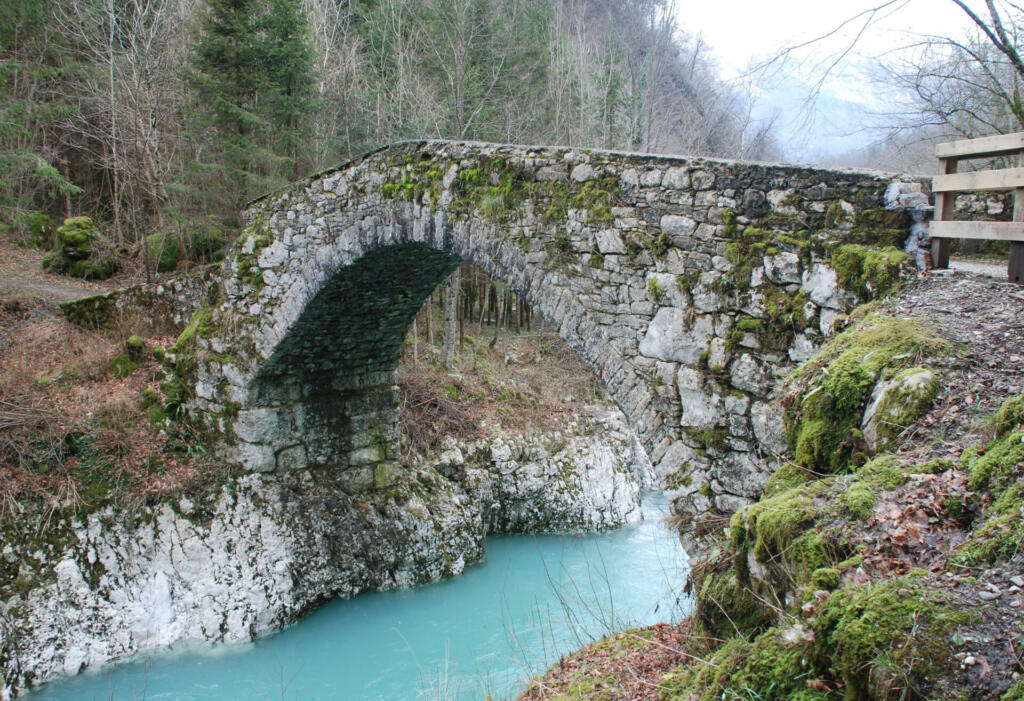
[731,485,820,579]
[966,428,1024,495]
[870,368,939,450]
[60,291,120,328]
[838,481,876,518]
[992,391,1024,436]
[687,428,728,452]
[817,573,974,700]
[783,312,950,474]
[722,207,738,235]
[763,462,815,495]
[854,454,906,490]
[692,561,770,640]
[145,232,181,272]
[809,567,840,590]
[108,354,137,378]
[659,631,827,701]
[824,201,848,228]
[1000,674,1024,700]
[647,277,664,302]
[57,216,98,260]
[832,244,908,298]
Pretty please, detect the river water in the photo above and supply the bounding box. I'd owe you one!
[27,492,688,701]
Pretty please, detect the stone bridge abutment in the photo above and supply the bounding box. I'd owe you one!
[172,140,927,531]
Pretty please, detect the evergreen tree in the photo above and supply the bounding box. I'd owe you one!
[0,0,81,235]
[261,0,317,179]
[188,0,316,211]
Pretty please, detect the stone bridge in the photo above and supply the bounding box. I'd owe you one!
[172,140,925,530]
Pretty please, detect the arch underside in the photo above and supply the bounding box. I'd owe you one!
[244,243,462,485]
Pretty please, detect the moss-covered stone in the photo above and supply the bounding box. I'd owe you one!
[832,244,909,298]
[782,312,949,474]
[691,558,770,641]
[57,216,98,260]
[661,573,973,701]
[60,291,121,328]
[145,232,181,272]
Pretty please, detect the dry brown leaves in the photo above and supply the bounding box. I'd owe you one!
[518,622,697,701]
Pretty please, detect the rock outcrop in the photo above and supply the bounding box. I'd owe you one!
[0,405,650,698]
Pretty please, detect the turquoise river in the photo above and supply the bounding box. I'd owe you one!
[27,492,688,700]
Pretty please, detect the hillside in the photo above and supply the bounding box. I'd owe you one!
[520,269,1024,701]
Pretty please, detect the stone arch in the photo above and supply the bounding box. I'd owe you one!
[178,140,922,527]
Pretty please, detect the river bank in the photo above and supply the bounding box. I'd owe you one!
[521,270,1024,701]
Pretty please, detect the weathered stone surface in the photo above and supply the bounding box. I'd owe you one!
[168,140,923,571]
[639,308,713,364]
[764,251,801,284]
[862,368,938,453]
[0,405,651,696]
[678,367,722,430]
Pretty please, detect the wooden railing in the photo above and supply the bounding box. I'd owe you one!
[931,132,1024,283]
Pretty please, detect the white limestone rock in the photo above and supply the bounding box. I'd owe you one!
[764,251,801,284]
[678,367,723,430]
[639,308,714,365]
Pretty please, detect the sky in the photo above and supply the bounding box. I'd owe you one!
[674,0,978,160]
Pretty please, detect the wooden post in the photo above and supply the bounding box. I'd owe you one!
[1012,152,1024,284]
[931,156,956,269]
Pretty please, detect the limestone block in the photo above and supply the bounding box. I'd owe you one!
[660,214,697,239]
[595,229,627,254]
[802,263,855,311]
[663,167,689,189]
[750,268,765,288]
[646,272,686,307]
[751,401,788,456]
[764,251,801,284]
[862,369,938,453]
[233,408,280,443]
[571,164,598,182]
[640,170,663,186]
[677,367,723,430]
[693,272,728,313]
[788,332,815,363]
[275,445,307,472]
[715,451,767,498]
[819,308,844,336]
[730,353,769,396]
[711,255,733,273]
[638,308,713,364]
[707,337,730,371]
[691,170,715,189]
[767,189,799,215]
[224,441,276,473]
[535,165,566,182]
[724,393,750,416]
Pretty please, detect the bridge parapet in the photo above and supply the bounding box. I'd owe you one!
[167,140,925,537]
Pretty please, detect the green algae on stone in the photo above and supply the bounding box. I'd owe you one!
[832,244,909,298]
[661,573,973,701]
[782,312,949,474]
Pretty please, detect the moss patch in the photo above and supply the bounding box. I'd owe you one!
[832,244,909,299]
[782,312,949,474]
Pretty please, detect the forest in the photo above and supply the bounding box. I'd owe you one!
[0,0,783,275]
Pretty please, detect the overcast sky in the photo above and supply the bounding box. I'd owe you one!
[677,0,973,78]
[674,0,980,159]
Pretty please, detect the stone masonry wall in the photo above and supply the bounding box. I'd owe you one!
[173,140,925,537]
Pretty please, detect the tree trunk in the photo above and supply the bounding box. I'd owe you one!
[443,268,460,369]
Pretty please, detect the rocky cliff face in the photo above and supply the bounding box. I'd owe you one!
[0,405,651,698]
